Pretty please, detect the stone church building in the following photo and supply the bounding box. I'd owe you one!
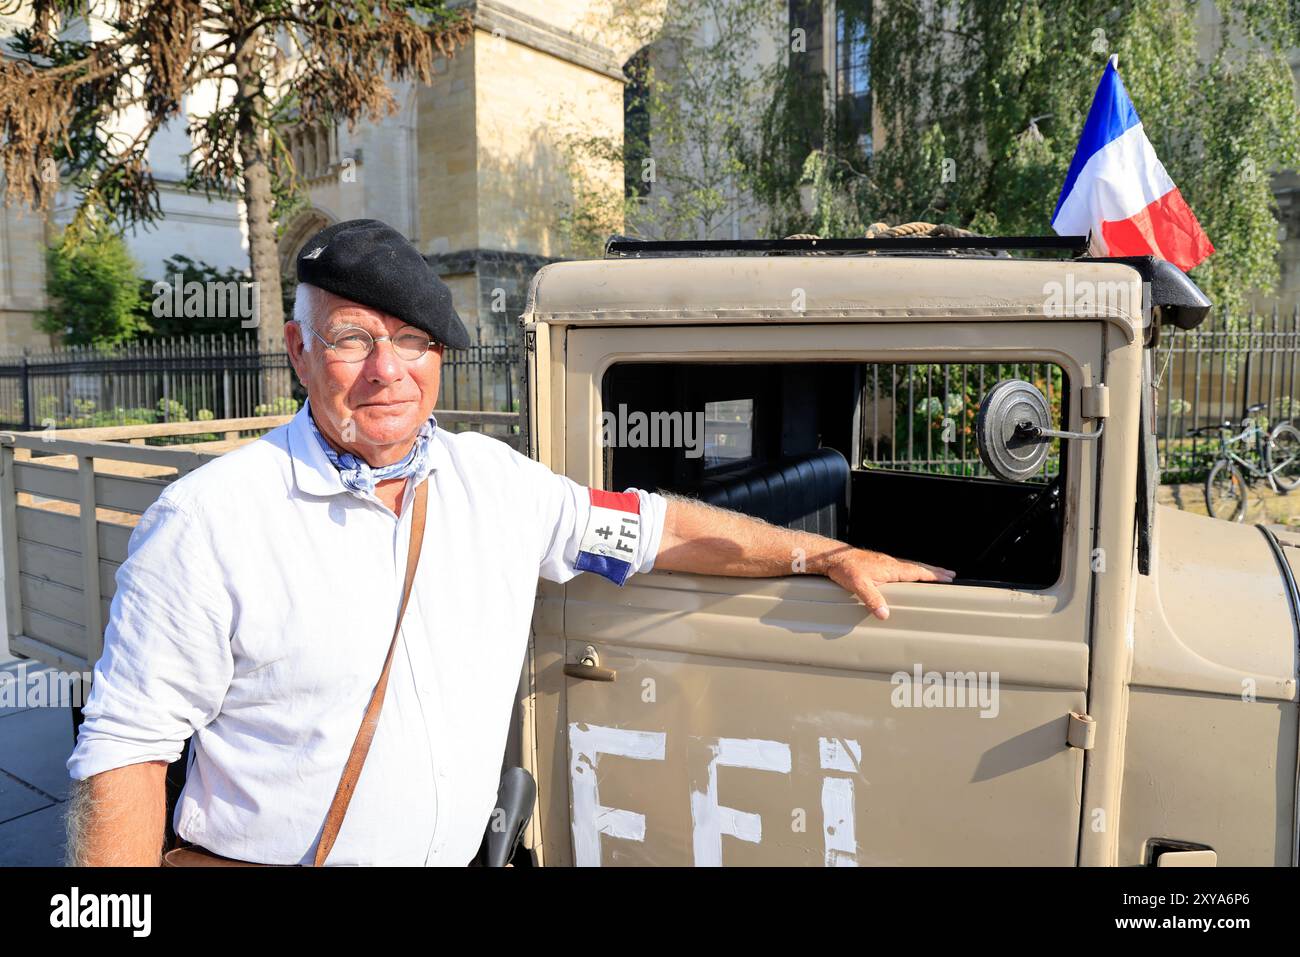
[3,0,1300,355]
[0,0,653,350]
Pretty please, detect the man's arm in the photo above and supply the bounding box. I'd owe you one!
[67,495,235,865]
[66,762,168,867]
[653,495,955,621]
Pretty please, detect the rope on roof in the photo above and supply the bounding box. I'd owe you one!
[784,223,981,240]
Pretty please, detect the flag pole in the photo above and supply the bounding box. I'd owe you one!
[1108,53,1118,70]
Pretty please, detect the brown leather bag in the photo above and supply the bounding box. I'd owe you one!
[162,480,429,867]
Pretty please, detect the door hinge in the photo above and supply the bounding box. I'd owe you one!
[1081,385,1109,419]
[1067,711,1096,750]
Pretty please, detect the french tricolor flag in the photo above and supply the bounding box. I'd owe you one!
[1052,57,1213,272]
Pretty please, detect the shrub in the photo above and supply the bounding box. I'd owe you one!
[41,229,150,346]
[255,396,299,417]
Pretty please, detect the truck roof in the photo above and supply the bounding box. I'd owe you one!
[523,255,1148,343]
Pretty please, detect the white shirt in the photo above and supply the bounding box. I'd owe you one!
[67,404,667,865]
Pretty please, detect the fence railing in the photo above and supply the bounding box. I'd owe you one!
[858,361,1063,481]
[6,307,1297,482]
[0,337,522,444]
[853,308,1300,484]
[0,337,293,430]
[0,418,294,672]
[1155,305,1300,483]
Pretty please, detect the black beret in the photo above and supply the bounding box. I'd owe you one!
[295,218,470,350]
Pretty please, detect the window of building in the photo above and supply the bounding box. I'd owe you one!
[835,1,872,155]
[623,47,652,198]
[285,122,338,182]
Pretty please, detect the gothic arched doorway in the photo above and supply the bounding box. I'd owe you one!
[278,207,337,279]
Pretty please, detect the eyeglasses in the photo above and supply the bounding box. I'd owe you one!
[303,324,437,363]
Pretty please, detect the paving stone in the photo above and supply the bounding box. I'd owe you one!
[0,768,52,824]
[0,802,67,866]
[0,705,75,802]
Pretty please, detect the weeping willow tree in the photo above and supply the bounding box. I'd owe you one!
[742,0,1300,311]
[0,0,472,345]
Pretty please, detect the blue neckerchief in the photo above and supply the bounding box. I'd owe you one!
[306,401,438,496]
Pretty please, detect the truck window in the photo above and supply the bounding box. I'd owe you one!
[603,360,1068,589]
[703,398,754,469]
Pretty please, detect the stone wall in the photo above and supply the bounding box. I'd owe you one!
[426,248,557,342]
[417,40,481,256]
[0,207,54,352]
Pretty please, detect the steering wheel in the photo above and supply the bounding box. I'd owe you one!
[972,474,1065,573]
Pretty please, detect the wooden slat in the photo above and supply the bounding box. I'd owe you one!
[17,539,119,597]
[16,493,143,528]
[7,415,293,442]
[20,573,84,627]
[0,434,218,471]
[16,506,133,563]
[98,521,132,565]
[1,445,23,641]
[12,461,168,514]
[15,504,75,552]
[22,606,84,659]
[7,632,89,673]
[22,574,119,666]
[95,473,168,514]
[13,460,77,501]
[79,456,105,663]
[20,453,179,480]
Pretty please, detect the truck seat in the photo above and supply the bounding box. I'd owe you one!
[697,447,849,540]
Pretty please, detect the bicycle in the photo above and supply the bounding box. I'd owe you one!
[1193,403,1300,522]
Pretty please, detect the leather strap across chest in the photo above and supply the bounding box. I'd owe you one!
[312,478,429,866]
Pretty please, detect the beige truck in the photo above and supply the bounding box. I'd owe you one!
[3,237,1296,866]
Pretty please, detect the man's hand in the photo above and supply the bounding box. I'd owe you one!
[655,496,955,620]
[819,548,953,620]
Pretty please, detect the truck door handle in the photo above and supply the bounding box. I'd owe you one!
[564,646,617,682]
[1154,849,1217,867]
[1148,839,1217,866]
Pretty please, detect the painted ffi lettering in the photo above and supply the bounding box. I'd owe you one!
[568,727,870,866]
[819,737,862,867]
[690,737,792,867]
[568,723,666,867]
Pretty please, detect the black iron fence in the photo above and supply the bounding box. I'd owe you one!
[434,339,521,445]
[858,361,1064,481]
[853,308,1300,485]
[3,306,1296,482]
[1155,305,1300,483]
[0,336,521,438]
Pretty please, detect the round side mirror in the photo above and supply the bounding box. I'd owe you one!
[976,379,1051,482]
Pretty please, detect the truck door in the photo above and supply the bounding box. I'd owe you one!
[530,320,1106,866]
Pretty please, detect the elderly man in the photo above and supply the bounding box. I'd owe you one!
[65,219,953,866]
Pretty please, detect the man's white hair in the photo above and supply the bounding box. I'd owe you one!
[293,281,335,351]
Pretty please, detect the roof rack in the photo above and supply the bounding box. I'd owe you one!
[604,235,1091,258]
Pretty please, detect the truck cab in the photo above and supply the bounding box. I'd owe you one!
[514,237,1299,866]
[2,237,1293,867]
